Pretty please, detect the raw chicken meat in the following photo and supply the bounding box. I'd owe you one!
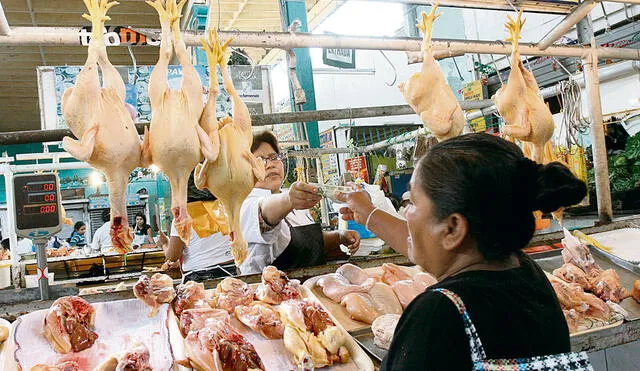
[392,280,423,309]
[174,281,210,317]
[398,2,464,142]
[133,273,176,317]
[234,301,285,339]
[180,308,230,336]
[549,275,610,321]
[562,309,581,334]
[340,293,380,324]
[553,263,591,291]
[142,0,215,244]
[184,317,264,371]
[336,263,370,285]
[412,272,437,290]
[589,269,629,303]
[94,341,152,371]
[372,314,401,350]
[61,0,141,253]
[633,280,640,303]
[211,277,254,312]
[491,10,554,164]
[561,229,603,279]
[279,299,350,368]
[368,283,403,315]
[30,361,81,371]
[316,274,375,303]
[194,29,265,266]
[255,266,302,305]
[43,296,98,354]
[381,263,413,286]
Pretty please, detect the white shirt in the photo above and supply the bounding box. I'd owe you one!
[170,221,232,273]
[239,188,315,275]
[91,222,112,253]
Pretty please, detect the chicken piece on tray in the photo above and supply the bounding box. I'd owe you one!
[94,341,152,371]
[174,281,210,317]
[336,263,370,285]
[142,0,216,244]
[210,277,254,312]
[368,283,403,315]
[398,2,464,142]
[279,299,350,368]
[185,318,265,371]
[234,301,284,339]
[549,276,610,321]
[194,29,265,266]
[43,296,98,354]
[381,263,413,286]
[255,266,302,305]
[491,10,554,164]
[553,263,591,291]
[180,308,230,336]
[60,0,141,253]
[392,280,423,309]
[340,293,380,324]
[133,273,176,317]
[590,269,629,303]
[633,280,640,303]
[372,314,401,350]
[316,274,375,303]
[31,361,82,371]
[562,309,581,334]
[561,229,603,279]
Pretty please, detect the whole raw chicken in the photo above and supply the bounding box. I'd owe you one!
[142,0,215,244]
[210,277,254,312]
[255,265,302,304]
[43,296,98,354]
[194,29,266,266]
[133,273,176,317]
[174,281,210,317]
[492,10,555,164]
[398,2,464,142]
[61,0,141,253]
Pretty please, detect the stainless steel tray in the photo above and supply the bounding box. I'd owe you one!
[350,327,387,363]
[533,246,640,321]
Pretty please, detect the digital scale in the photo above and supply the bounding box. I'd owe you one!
[13,173,63,300]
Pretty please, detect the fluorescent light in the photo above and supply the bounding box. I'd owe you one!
[89,171,103,186]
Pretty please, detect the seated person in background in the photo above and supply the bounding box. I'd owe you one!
[90,209,112,254]
[0,238,10,261]
[132,212,155,247]
[68,221,87,248]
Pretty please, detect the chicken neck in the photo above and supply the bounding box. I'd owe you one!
[107,170,133,253]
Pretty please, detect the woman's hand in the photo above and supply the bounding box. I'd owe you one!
[335,189,375,226]
[339,230,361,255]
[287,182,322,210]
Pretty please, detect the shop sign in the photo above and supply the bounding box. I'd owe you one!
[79,26,159,46]
[345,156,369,183]
[462,80,488,132]
[319,129,340,185]
[323,48,356,69]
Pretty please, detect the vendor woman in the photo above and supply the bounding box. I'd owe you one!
[338,133,588,370]
[238,131,361,275]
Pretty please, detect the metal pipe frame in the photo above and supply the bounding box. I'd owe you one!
[537,0,598,50]
[2,27,640,60]
[0,1,11,36]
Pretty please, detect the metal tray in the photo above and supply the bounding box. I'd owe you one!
[350,327,387,363]
[533,246,640,321]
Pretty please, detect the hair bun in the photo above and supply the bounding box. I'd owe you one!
[533,162,587,213]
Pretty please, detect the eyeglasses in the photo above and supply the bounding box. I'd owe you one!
[256,153,285,166]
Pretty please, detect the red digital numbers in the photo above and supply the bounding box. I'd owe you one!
[39,205,57,214]
[43,183,55,191]
[44,194,55,202]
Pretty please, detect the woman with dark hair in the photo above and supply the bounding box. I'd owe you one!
[132,212,155,246]
[238,131,361,274]
[68,221,87,248]
[337,133,589,370]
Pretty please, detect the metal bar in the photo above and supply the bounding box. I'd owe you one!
[35,242,50,300]
[364,0,576,14]
[0,1,11,36]
[3,168,20,288]
[0,161,92,174]
[2,27,640,60]
[537,0,598,50]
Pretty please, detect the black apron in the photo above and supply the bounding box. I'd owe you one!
[182,263,237,283]
[272,219,326,270]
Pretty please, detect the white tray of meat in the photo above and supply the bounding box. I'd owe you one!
[9,297,174,370]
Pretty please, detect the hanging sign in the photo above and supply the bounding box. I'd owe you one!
[462,80,488,133]
[319,129,340,185]
[79,26,160,46]
[345,156,369,183]
[323,48,356,69]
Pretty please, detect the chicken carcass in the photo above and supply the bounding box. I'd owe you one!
[398,2,464,142]
[316,274,375,303]
[234,302,285,339]
[392,280,423,309]
[368,283,403,315]
[142,0,215,244]
[255,266,302,305]
[590,269,629,303]
[61,0,141,253]
[30,361,81,371]
[549,275,610,321]
[372,314,401,350]
[553,263,591,291]
[174,281,210,317]
[43,296,98,354]
[133,273,176,317]
[491,10,555,164]
[94,341,152,371]
[194,30,265,266]
[180,308,230,336]
[210,277,254,312]
[561,229,603,279]
[336,263,370,285]
[340,293,380,324]
[380,263,413,286]
[184,318,264,371]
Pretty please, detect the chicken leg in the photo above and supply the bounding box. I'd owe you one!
[143,0,215,244]
[398,1,464,142]
[62,0,141,253]
[194,29,265,266]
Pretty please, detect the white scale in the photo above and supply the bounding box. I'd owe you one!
[13,173,63,300]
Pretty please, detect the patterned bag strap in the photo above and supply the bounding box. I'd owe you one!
[432,288,487,362]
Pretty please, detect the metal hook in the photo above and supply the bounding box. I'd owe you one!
[452,57,464,82]
[490,54,504,85]
[233,48,256,80]
[379,51,397,86]
[127,45,137,85]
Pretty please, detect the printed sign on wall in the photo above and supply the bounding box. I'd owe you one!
[345,156,369,183]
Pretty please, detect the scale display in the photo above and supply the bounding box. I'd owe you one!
[13,173,62,237]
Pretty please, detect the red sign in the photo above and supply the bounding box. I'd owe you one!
[345,156,369,183]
